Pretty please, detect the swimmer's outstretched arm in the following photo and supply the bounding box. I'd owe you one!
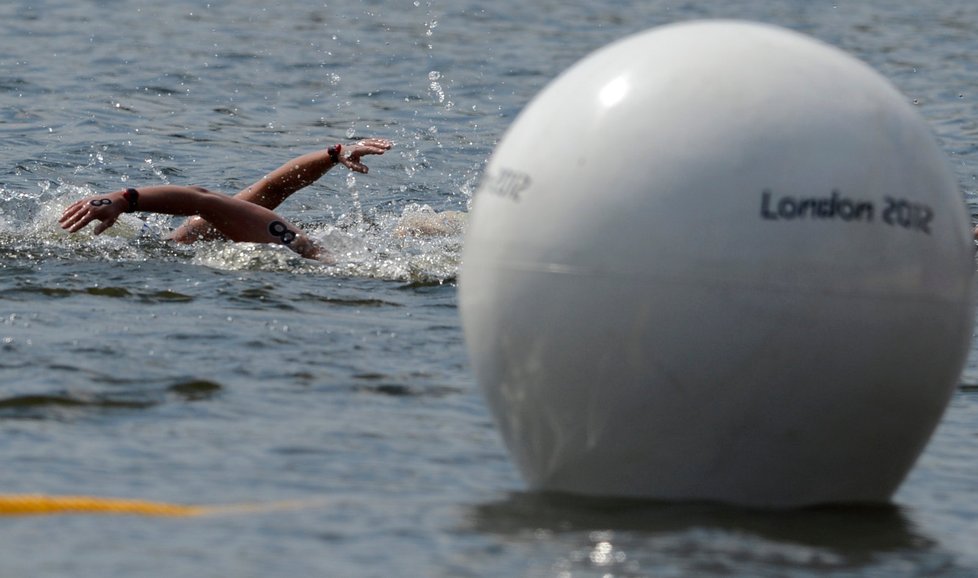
[171,138,393,243]
[58,186,326,260]
[240,138,393,208]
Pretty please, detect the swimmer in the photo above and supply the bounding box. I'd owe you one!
[58,138,393,263]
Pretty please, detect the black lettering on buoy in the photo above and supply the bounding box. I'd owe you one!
[837,196,854,219]
[761,189,777,219]
[816,197,832,218]
[882,196,933,234]
[761,189,874,223]
[482,168,532,202]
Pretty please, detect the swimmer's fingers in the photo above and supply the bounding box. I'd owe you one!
[92,215,118,235]
[58,201,83,226]
[59,201,94,232]
[341,156,370,174]
[59,197,97,221]
[354,138,393,152]
[347,139,393,161]
[59,194,123,234]
[62,213,94,233]
[342,139,393,174]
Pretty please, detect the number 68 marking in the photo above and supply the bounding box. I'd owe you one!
[268,221,297,245]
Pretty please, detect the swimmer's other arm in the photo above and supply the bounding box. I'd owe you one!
[58,186,322,259]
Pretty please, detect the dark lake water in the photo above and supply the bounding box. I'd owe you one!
[1,1,977,576]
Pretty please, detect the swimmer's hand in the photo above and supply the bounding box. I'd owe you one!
[335,138,393,174]
[59,191,127,235]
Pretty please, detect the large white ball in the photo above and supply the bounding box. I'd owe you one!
[459,20,976,507]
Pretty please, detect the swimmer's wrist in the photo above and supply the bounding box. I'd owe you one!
[123,188,139,213]
[327,144,342,165]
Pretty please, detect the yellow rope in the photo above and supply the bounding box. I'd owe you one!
[0,494,326,517]
[0,495,206,517]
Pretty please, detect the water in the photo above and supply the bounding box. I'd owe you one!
[1,0,977,576]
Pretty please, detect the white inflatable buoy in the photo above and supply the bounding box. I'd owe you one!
[460,20,976,508]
